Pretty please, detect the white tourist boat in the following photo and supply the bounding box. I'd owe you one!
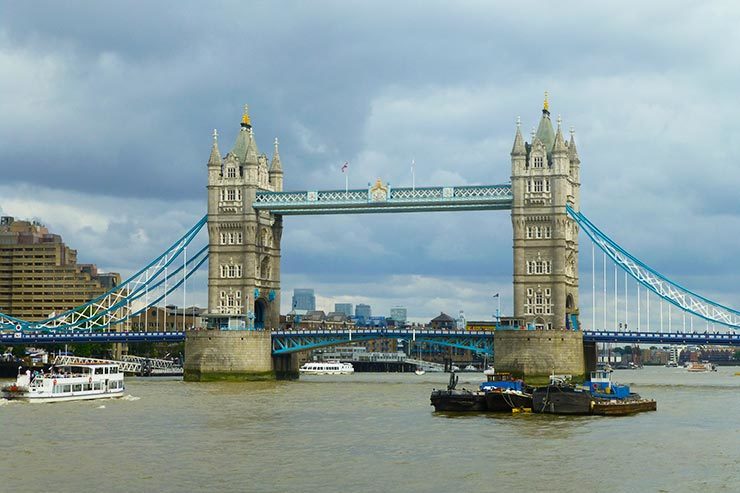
[299,361,354,375]
[1,364,125,403]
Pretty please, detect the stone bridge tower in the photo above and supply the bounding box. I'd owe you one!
[186,106,288,381]
[511,95,580,330]
[204,106,283,330]
[496,95,584,381]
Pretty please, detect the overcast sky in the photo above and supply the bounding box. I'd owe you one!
[2,1,739,327]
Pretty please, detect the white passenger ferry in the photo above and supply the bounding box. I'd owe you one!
[1,364,125,403]
[299,361,355,375]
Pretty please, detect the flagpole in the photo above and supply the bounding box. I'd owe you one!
[411,159,415,191]
[345,170,348,195]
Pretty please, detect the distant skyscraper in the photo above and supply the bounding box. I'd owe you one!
[355,303,371,319]
[335,303,353,317]
[292,289,316,311]
[390,306,407,324]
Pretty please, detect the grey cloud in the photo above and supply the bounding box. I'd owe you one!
[3,1,740,322]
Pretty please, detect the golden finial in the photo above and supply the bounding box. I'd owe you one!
[543,91,549,112]
[241,104,251,127]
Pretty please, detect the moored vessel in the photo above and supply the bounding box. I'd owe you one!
[532,371,658,416]
[590,398,657,415]
[532,375,592,415]
[1,364,125,403]
[299,361,354,375]
[479,370,532,412]
[585,369,657,415]
[430,372,487,412]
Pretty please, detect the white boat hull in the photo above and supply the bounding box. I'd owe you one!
[299,369,354,375]
[4,389,125,403]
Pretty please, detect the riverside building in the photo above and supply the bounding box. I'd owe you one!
[0,216,121,321]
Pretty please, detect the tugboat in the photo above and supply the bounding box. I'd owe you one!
[479,369,532,412]
[430,371,487,412]
[532,374,592,415]
[586,370,657,415]
[533,371,657,416]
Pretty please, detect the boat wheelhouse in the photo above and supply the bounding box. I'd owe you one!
[2,364,125,403]
[479,370,532,411]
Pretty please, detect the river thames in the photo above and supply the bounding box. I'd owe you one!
[1,366,738,492]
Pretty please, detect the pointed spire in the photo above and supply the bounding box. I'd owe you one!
[535,107,555,151]
[543,91,549,114]
[553,116,567,154]
[244,127,258,164]
[270,137,283,172]
[208,128,222,167]
[511,117,525,156]
[568,126,580,162]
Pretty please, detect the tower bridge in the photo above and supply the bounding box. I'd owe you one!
[194,96,583,380]
[1,96,739,380]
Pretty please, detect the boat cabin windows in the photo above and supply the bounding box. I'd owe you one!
[95,368,105,374]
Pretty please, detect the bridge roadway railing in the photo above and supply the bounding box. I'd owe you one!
[3,328,737,347]
[0,331,186,345]
[253,184,513,215]
[582,330,740,345]
[53,355,142,373]
[121,355,180,370]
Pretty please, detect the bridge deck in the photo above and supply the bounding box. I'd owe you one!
[2,329,737,347]
[253,184,513,214]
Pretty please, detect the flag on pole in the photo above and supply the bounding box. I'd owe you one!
[493,293,499,298]
[342,161,349,194]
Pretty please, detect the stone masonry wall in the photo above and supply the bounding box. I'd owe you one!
[184,330,274,381]
[494,330,585,382]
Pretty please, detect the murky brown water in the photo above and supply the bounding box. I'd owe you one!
[1,367,738,492]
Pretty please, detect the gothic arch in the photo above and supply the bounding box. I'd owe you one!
[260,256,270,280]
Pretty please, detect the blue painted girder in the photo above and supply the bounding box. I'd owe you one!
[271,328,494,355]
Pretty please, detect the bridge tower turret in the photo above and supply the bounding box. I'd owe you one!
[203,105,282,332]
[187,105,290,381]
[511,94,580,331]
[501,94,584,381]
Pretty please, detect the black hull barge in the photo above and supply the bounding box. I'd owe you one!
[485,390,533,412]
[430,371,487,412]
[532,384,592,415]
[430,389,487,412]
